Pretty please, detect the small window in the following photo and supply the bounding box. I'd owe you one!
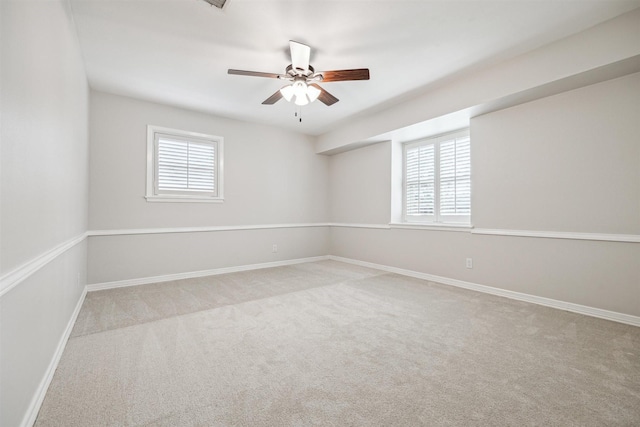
[146,126,223,203]
[403,129,470,224]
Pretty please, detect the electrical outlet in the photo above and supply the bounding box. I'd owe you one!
[466,258,473,269]
[272,244,278,253]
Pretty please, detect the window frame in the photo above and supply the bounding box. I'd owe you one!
[402,129,470,225]
[145,125,224,203]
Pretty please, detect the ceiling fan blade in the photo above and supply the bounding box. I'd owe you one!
[309,84,339,106]
[290,40,311,72]
[320,68,370,82]
[262,89,283,105]
[228,69,282,79]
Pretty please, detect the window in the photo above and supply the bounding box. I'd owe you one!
[146,125,223,203]
[403,129,470,224]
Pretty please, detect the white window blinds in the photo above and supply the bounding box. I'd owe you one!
[439,135,471,216]
[146,125,223,202]
[403,129,471,224]
[406,144,435,216]
[156,136,216,194]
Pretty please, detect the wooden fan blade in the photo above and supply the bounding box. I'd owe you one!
[290,40,310,72]
[228,69,282,79]
[309,84,339,106]
[320,68,370,82]
[262,89,283,105]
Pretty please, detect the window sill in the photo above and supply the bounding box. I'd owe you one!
[389,222,473,232]
[145,195,224,204]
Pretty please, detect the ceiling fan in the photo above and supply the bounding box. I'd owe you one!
[228,41,370,107]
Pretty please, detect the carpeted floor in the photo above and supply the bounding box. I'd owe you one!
[36,260,640,426]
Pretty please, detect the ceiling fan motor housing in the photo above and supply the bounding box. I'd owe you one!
[285,64,316,79]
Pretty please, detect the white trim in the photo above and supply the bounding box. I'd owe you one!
[88,223,328,236]
[4,225,634,298]
[87,256,330,292]
[328,222,474,232]
[389,222,473,232]
[326,223,389,230]
[328,223,638,242]
[328,256,640,327]
[472,228,640,243]
[144,196,225,203]
[17,253,637,426]
[0,233,87,297]
[0,225,327,296]
[88,253,640,326]
[20,286,87,427]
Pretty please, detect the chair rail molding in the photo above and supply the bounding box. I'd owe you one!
[0,232,88,298]
[88,223,328,236]
[471,228,640,243]
[4,224,635,298]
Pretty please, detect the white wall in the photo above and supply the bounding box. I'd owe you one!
[87,92,330,284]
[329,73,640,318]
[0,0,89,425]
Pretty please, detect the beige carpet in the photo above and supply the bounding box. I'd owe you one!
[36,260,640,426]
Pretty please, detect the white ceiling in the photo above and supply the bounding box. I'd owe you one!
[70,0,640,136]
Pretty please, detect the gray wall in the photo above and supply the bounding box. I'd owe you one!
[329,142,391,225]
[329,73,640,317]
[0,0,89,425]
[87,92,330,284]
[473,73,640,234]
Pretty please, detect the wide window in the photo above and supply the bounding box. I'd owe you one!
[146,125,223,203]
[403,129,470,224]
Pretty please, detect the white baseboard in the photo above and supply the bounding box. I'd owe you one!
[86,256,330,292]
[22,255,638,426]
[21,286,87,427]
[88,254,640,327]
[328,255,640,328]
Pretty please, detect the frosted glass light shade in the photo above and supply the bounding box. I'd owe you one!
[280,85,294,102]
[280,81,320,106]
[294,94,309,106]
[307,85,321,102]
[292,81,307,98]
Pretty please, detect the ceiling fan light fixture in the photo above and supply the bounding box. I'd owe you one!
[279,82,321,106]
[289,80,312,106]
[294,93,309,106]
[306,85,321,103]
[292,81,307,98]
[280,85,294,102]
